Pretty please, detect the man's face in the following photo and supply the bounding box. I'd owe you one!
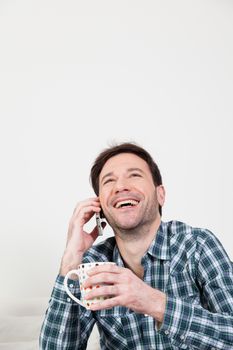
[98,153,165,231]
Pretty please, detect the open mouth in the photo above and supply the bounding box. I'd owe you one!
[114,199,139,209]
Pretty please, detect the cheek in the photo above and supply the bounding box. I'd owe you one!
[99,190,109,207]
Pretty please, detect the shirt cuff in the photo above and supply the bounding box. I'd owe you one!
[159,295,194,348]
[51,274,81,305]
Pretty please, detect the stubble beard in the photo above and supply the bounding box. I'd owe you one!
[107,193,159,241]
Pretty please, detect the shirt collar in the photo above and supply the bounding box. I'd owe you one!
[113,244,125,267]
[147,221,170,261]
[112,221,170,264]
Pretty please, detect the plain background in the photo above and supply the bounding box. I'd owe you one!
[0,0,233,300]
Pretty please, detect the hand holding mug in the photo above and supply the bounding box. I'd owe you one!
[64,262,116,309]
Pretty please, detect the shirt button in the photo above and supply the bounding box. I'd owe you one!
[67,297,71,302]
[59,327,65,334]
[69,284,74,288]
[180,335,185,340]
[165,330,170,335]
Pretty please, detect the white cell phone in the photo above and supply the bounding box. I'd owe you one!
[96,212,104,236]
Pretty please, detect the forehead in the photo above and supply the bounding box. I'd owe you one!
[99,153,150,177]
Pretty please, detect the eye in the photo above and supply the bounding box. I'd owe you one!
[130,173,142,177]
[103,178,114,185]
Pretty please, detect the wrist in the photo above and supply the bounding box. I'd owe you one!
[59,250,84,277]
[147,288,167,323]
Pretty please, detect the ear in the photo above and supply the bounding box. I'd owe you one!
[156,185,166,207]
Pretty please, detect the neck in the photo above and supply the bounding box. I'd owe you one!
[114,216,161,278]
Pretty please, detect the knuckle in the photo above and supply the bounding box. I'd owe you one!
[123,269,132,283]
[125,267,132,275]
[74,202,81,212]
[112,285,119,295]
[107,298,115,308]
[123,284,130,295]
[101,285,109,295]
[103,273,111,283]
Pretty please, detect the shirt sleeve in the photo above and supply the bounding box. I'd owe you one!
[39,275,96,350]
[159,232,233,349]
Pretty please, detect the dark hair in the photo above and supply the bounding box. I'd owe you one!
[90,142,163,215]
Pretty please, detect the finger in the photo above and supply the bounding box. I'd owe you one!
[73,198,100,215]
[74,197,99,211]
[85,285,117,300]
[70,205,101,228]
[83,273,119,288]
[78,205,101,217]
[89,296,121,311]
[87,264,122,276]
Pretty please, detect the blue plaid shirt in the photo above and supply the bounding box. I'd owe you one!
[40,221,233,349]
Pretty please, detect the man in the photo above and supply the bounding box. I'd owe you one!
[40,142,233,349]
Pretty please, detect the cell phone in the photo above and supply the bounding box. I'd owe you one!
[96,212,104,236]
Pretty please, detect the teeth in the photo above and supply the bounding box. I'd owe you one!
[115,200,139,209]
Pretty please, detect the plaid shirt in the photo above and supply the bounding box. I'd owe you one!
[40,221,233,349]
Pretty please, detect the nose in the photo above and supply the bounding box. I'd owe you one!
[114,176,131,194]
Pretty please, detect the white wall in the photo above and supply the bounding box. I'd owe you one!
[0,0,232,299]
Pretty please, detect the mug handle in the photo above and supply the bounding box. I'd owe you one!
[64,269,86,308]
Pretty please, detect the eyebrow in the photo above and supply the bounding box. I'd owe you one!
[100,168,144,184]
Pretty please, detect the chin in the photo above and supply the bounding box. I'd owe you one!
[108,213,141,231]
[116,219,141,231]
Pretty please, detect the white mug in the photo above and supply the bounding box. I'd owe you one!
[64,261,116,309]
